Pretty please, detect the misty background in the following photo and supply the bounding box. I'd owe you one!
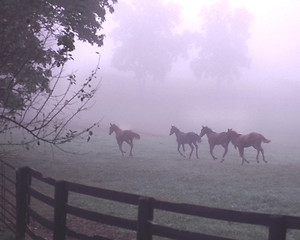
[66,0,300,145]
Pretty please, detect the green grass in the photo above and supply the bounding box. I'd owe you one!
[2,129,300,239]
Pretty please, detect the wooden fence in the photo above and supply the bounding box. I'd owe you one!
[1,163,300,240]
[0,158,16,235]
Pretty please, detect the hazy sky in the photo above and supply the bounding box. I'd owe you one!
[70,0,300,141]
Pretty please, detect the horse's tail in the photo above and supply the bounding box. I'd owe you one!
[132,132,141,140]
[262,136,270,143]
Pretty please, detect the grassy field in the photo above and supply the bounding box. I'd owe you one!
[2,128,300,239]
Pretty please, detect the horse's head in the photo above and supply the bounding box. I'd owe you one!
[109,123,116,135]
[199,126,210,137]
[169,125,178,135]
[227,128,236,136]
[227,128,233,137]
[227,128,238,148]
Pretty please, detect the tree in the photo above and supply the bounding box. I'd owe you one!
[191,1,251,81]
[0,0,116,149]
[110,0,188,81]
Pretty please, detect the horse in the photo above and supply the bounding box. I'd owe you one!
[109,123,140,157]
[169,125,201,159]
[199,126,231,162]
[227,128,270,165]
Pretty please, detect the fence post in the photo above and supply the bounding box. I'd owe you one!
[0,159,5,230]
[53,180,68,240]
[137,197,154,240]
[16,167,30,240]
[268,215,286,240]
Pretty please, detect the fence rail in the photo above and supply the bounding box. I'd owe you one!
[1,161,300,240]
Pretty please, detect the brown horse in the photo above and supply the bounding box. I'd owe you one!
[199,126,230,162]
[109,123,140,156]
[169,125,201,159]
[227,128,270,165]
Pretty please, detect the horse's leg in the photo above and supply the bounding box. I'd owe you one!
[238,147,244,165]
[221,143,229,163]
[182,144,186,152]
[238,147,249,165]
[253,144,265,163]
[260,147,267,163]
[209,144,217,160]
[129,143,133,156]
[255,148,260,163]
[118,141,125,156]
[194,142,199,159]
[178,143,186,157]
[188,143,194,159]
[254,143,267,163]
[128,139,134,156]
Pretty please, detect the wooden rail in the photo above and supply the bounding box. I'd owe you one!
[1,164,298,240]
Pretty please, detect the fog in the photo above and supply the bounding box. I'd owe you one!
[68,0,300,144]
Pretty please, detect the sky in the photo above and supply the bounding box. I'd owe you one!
[69,0,300,142]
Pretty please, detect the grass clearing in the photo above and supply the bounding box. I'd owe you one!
[2,129,300,239]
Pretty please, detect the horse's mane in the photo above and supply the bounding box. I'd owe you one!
[171,125,179,130]
[231,130,241,137]
[228,129,241,149]
[206,127,215,134]
[171,126,182,134]
[200,126,215,136]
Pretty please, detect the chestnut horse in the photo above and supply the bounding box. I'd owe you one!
[227,128,270,165]
[109,123,140,156]
[199,126,230,162]
[169,125,201,159]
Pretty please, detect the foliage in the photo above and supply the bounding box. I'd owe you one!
[110,0,251,82]
[191,1,252,81]
[0,0,117,148]
[110,0,189,81]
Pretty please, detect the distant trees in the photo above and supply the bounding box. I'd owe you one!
[191,1,252,81]
[110,0,189,81]
[110,0,251,82]
[0,0,116,149]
